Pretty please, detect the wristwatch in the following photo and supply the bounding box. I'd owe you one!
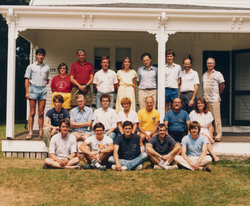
[99,150,101,155]
[67,157,70,161]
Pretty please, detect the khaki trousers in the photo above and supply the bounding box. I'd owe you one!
[138,89,157,110]
[208,102,222,139]
[175,155,212,171]
[41,127,58,149]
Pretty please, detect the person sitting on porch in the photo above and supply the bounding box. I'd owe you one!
[138,96,160,142]
[174,121,212,172]
[79,123,113,171]
[43,118,81,169]
[117,97,139,136]
[50,63,73,110]
[93,93,117,142]
[24,48,51,140]
[146,124,180,170]
[108,121,148,171]
[41,94,69,150]
[70,49,94,108]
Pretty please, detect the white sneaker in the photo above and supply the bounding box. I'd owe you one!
[165,165,178,170]
[135,164,143,170]
[111,165,116,170]
[154,165,163,170]
[122,166,128,170]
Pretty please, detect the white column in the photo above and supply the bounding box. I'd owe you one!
[6,8,17,139]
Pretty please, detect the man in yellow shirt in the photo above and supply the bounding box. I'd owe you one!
[138,96,160,142]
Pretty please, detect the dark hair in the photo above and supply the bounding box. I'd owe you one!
[157,123,167,131]
[53,94,64,104]
[76,49,86,55]
[100,93,111,103]
[36,48,46,56]
[165,49,175,57]
[122,121,133,129]
[182,57,192,64]
[59,118,70,128]
[94,123,105,131]
[141,53,152,60]
[57,63,68,74]
[194,97,209,114]
[122,57,133,70]
[189,121,201,134]
[100,56,110,64]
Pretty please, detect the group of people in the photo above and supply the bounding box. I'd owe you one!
[24,47,225,172]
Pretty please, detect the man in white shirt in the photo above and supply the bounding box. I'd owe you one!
[203,58,225,142]
[164,49,182,114]
[93,56,118,109]
[93,93,117,142]
[79,123,113,171]
[43,118,81,169]
[179,57,199,114]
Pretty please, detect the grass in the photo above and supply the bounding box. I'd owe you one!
[0,124,250,205]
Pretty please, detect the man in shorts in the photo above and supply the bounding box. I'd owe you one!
[164,49,181,113]
[70,94,94,140]
[24,48,50,140]
[70,49,94,107]
[43,118,81,169]
[79,123,113,171]
[41,94,70,150]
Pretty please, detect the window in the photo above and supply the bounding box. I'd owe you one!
[116,48,131,71]
[94,47,110,71]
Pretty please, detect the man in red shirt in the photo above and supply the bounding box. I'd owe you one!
[70,49,94,107]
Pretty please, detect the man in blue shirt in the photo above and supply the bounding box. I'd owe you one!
[137,53,158,109]
[164,97,190,142]
[174,121,212,172]
[24,48,51,140]
[70,94,94,140]
[41,94,69,149]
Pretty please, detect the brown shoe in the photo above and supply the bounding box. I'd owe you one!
[202,165,211,172]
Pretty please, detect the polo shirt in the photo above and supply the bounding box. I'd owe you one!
[93,69,118,93]
[24,62,51,86]
[49,133,77,158]
[117,109,139,124]
[165,63,181,88]
[69,61,94,85]
[137,66,158,89]
[148,134,176,155]
[93,107,117,130]
[180,69,199,92]
[138,108,160,131]
[202,69,225,103]
[70,106,94,132]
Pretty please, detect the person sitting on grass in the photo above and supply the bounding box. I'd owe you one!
[79,123,113,171]
[43,118,81,169]
[108,121,148,171]
[174,121,212,172]
[146,124,180,170]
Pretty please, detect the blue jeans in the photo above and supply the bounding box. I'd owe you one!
[108,152,148,170]
[96,91,114,109]
[104,130,116,143]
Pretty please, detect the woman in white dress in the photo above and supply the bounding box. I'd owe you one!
[117,97,139,136]
[189,97,220,162]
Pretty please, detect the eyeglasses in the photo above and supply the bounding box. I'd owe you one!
[60,67,66,70]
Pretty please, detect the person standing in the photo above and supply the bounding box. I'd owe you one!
[116,57,137,113]
[203,57,225,142]
[24,48,50,140]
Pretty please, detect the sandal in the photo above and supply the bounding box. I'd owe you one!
[26,135,33,140]
[214,138,221,142]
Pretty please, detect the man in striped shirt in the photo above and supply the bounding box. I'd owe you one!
[202,58,225,142]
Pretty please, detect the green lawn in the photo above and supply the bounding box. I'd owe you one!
[0,124,250,205]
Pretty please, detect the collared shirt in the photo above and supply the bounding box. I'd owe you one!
[70,106,94,132]
[165,63,181,88]
[69,61,94,85]
[137,66,158,89]
[24,62,51,86]
[93,69,118,93]
[202,69,225,102]
[49,133,77,158]
[180,69,199,92]
[93,107,117,130]
[117,109,139,124]
[138,108,160,131]
[148,134,176,155]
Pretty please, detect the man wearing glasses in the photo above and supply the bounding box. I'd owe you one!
[164,97,190,143]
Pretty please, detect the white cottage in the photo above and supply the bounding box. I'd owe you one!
[1,0,250,142]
